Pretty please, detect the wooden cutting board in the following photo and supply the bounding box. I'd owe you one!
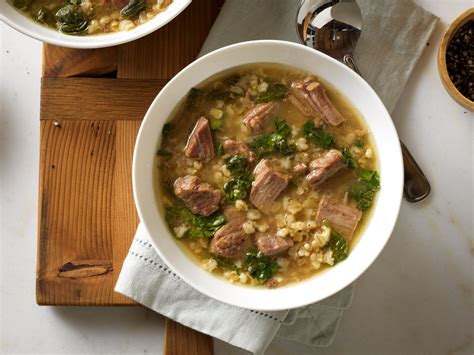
[36,1,223,353]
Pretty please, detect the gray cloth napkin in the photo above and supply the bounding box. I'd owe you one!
[115,1,438,353]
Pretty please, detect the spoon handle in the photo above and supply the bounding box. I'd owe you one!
[342,54,431,203]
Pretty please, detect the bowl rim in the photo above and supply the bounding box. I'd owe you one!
[132,40,404,311]
[437,7,474,111]
[0,0,191,49]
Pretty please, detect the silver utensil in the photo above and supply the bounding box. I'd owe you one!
[296,0,431,203]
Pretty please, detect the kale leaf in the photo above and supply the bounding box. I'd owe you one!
[225,155,249,175]
[303,120,335,149]
[185,88,201,109]
[255,83,289,103]
[341,147,358,169]
[243,246,279,282]
[250,119,296,157]
[162,122,173,138]
[55,5,89,34]
[323,220,349,264]
[120,0,146,19]
[215,142,224,157]
[223,173,253,202]
[348,169,380,210]
[187,213,226,239]
[165,206,225,239]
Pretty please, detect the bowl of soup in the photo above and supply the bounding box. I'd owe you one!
[133,40,403,310]
[0,0,190,48]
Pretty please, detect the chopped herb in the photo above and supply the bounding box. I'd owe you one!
[250,119,296,157]
[323,220,349,264]
[243,246,279,282]
[303,121,335,149]
[165,206,225,239]
[255,83,288,103]
[225,155,249,175]
[185,88,201,109]
[341,147,358,169]
[215,142,224,157]
[210,118,222,130]
[67,0,81,4]
[348,169,380,210]
[353,139,364,148]
[223,173,253,202]
[162,123,173,138]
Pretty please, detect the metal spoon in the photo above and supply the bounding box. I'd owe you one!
[296,0,431,203]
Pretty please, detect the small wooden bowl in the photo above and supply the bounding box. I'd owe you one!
[437,7,474,111]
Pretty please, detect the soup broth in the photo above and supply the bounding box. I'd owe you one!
[155,63,380,288]
[10,0,172,35]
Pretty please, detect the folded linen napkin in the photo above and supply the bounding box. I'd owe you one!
[115,1,438,353]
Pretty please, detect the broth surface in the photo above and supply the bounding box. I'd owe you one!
[155,63,379,288]
[10,0,172,35]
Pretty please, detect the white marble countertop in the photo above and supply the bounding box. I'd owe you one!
[1,1,473,354]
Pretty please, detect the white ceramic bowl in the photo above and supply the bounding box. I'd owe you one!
[133,40,403,311]
[0,0,190,48]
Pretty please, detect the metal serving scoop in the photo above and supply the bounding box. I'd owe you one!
[296,0,431,203]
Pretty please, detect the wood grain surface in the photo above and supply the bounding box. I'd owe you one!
[37,0,223,353]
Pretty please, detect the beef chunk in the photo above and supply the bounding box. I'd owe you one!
[316,196,362,240]
[290,80,323,124]
[256,233,293,256]
[173,176,221,216]
[306,149,344,187]
[242,102,277,134]
[290,77,345,126]
[223,139,257,163]
[209,219,253,260]
[184,117,215,161]
[250,160,290,214]
[305,79,345,126]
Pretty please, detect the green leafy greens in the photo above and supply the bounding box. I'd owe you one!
[255,83,288,103]
[223,173,253,202]
[55,5,89,35]
[341,147,358,169]
[303,120,335,149]
[37,7,55,26]
[323,220,349,264]
[225,155,249,175]
[348,169,380,211]
[120,0,146,18]
[185,88,201,109]
[165,206,225,239]
[353,139,364,148]
[243,246,279,282]
[250,119,296,157]
[162,123,173,138]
